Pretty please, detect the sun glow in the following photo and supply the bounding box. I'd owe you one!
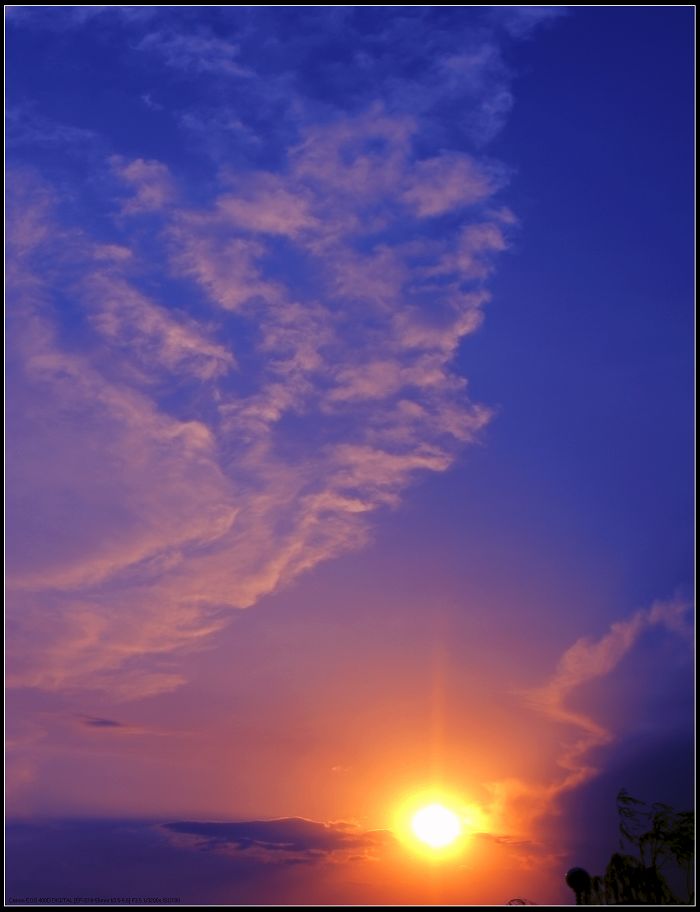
[411,803,462,848]
[394,790,487,858]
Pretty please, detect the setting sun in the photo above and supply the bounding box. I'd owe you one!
[411,803,462,848]
[394,790,488,857]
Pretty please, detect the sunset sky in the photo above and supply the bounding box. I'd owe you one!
[6,6,694,906]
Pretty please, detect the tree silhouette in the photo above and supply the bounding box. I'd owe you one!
[581,789,694,905]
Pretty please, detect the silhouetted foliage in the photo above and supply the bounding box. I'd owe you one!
[584,789,695,904]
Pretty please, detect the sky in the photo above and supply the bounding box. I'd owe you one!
[5,5,694,906]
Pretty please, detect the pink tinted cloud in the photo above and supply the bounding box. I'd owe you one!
[402,151,499,217]
[110,155,176,214]
[290,105,416,199]
[217,173,319,238]
[82,272,235,380]
[7,103,512,701]
[426,222,508,280]
[169,227,286,310]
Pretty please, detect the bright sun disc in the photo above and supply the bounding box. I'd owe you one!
[411,803,462,848]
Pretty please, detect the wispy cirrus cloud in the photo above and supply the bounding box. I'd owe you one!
[82,272,235,380]
[489,6,568,40]
[6,107,98,152]
[5,9,557,703]
[136,29,252,78]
